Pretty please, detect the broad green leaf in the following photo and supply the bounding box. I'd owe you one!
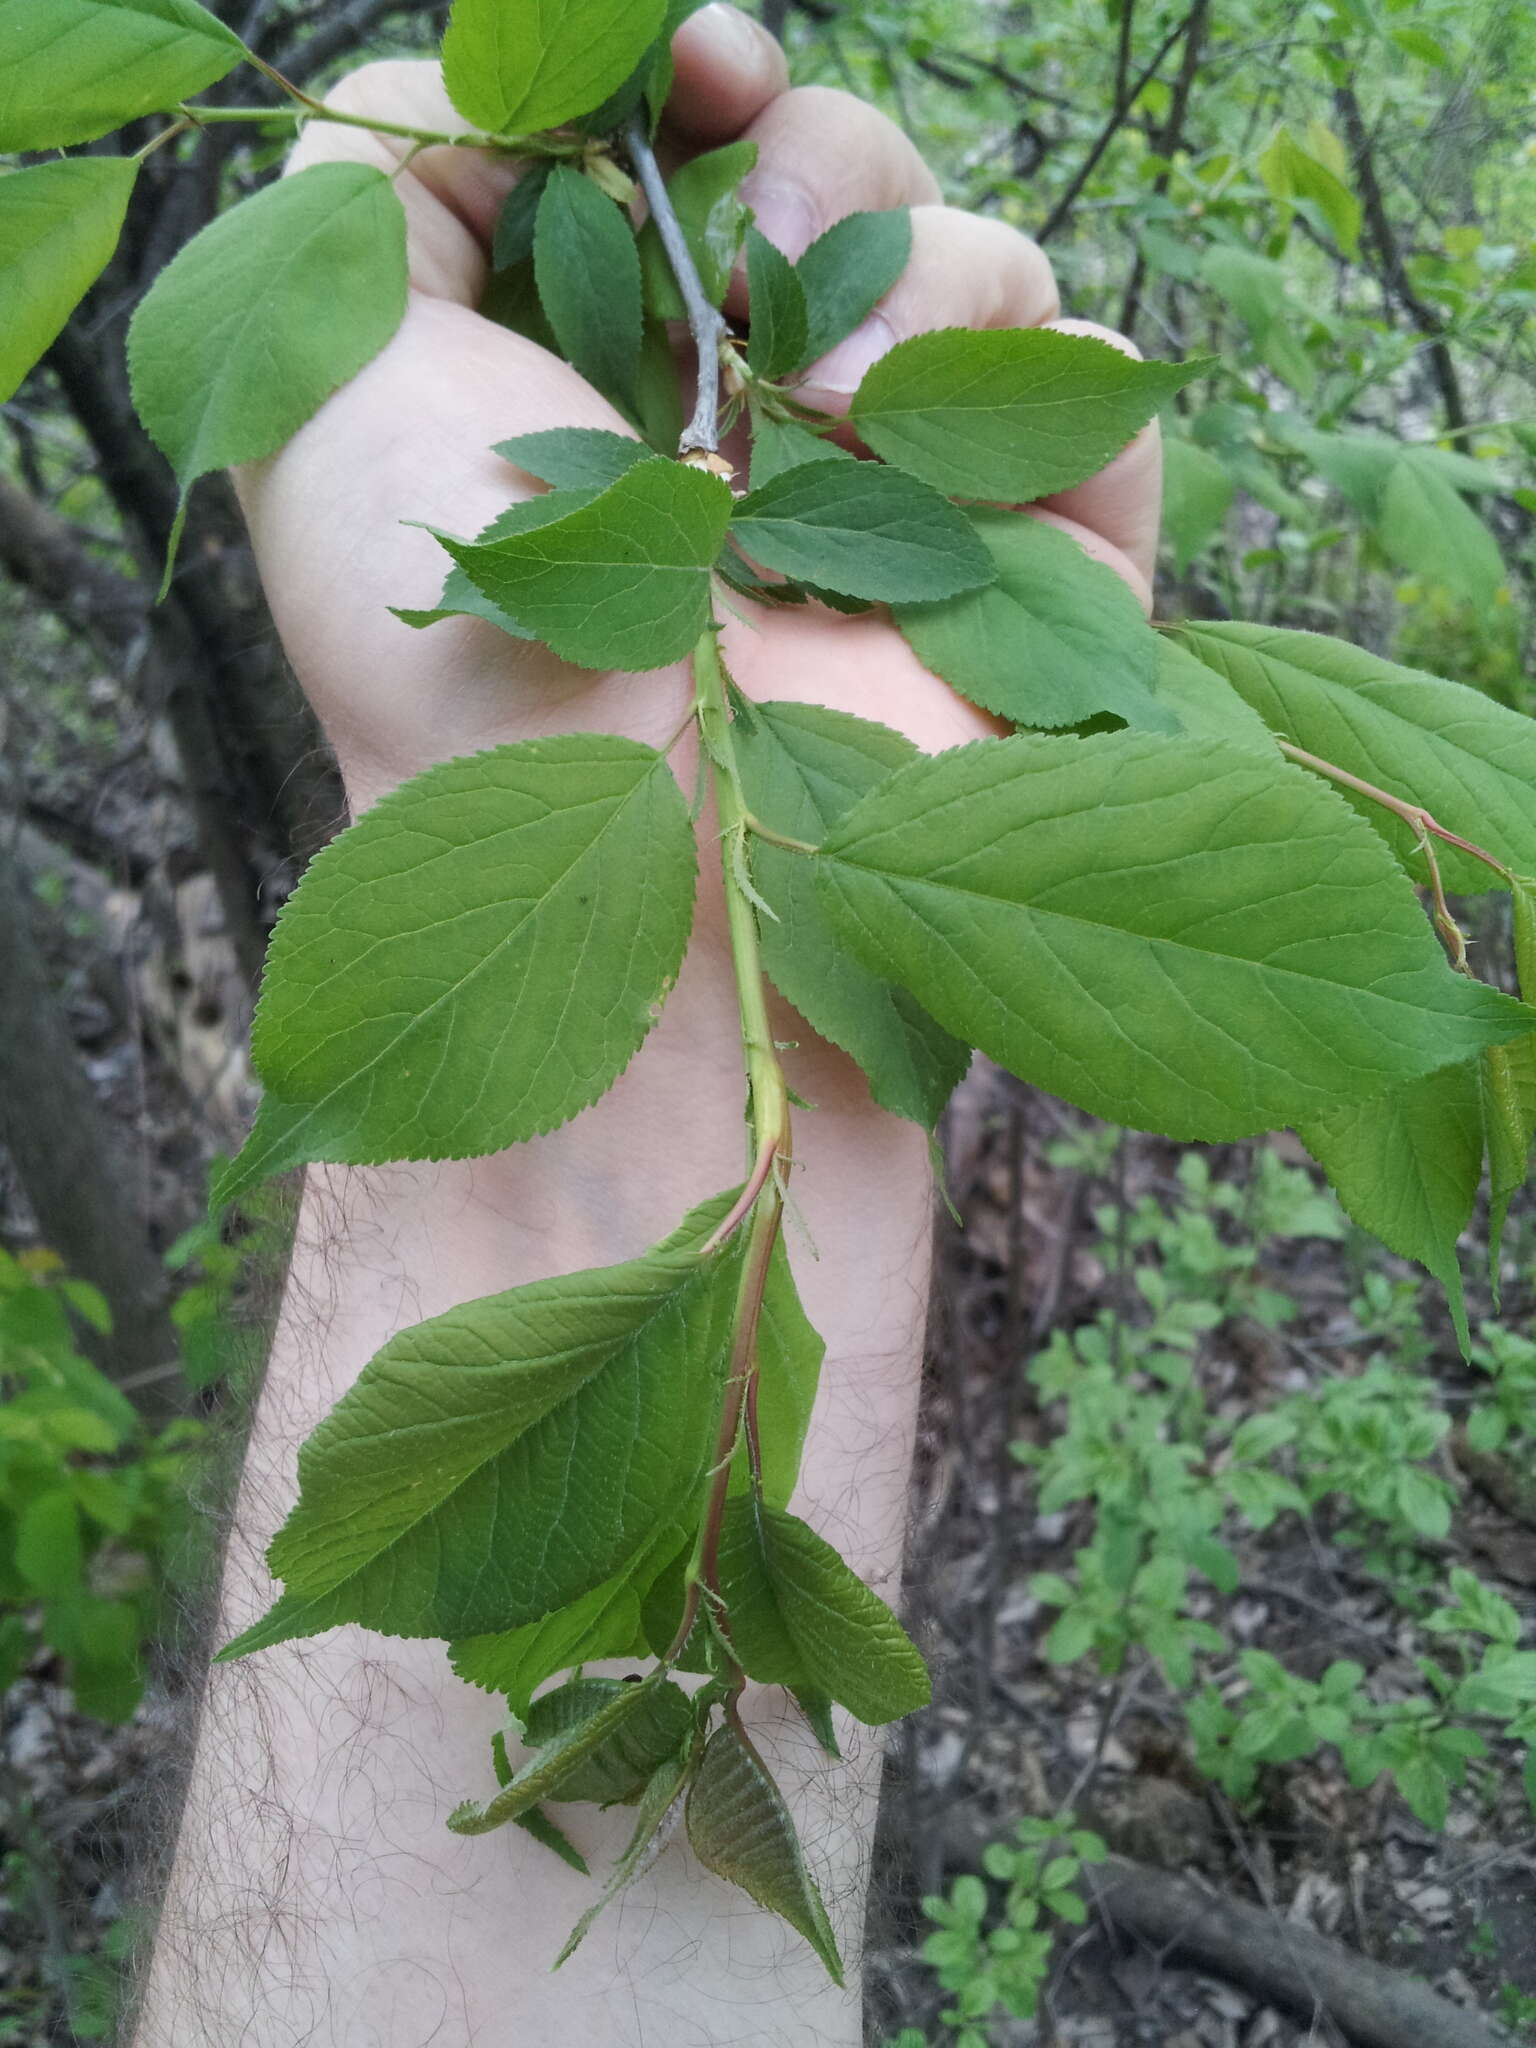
[215,735,695,1202]
[895,510,1173,732]
[16,1490,81,1596]
[44,1595,141,1723]
[491,162,551,270]
[718,1502,930,1725]
[127,163,407,553]
[733,1235,825,1508]
[0,159,137,403]
[556,1751,692,1965]
[850,327,1199,503]
[448,1674,679,1836]
[734,701,970,1127]
[393,486,601,635]
[523,1675,693,1804]
[1301,1061,1482,1352]
[1201,247,1314,396]
[745,227,809,381]
[437,457,733,670]
[639,142,757,319]
[1161,437,1234,572]
[241,1193,744,1642]
[448,1524,684,1712]
[493,427,648,492]
[1376,454,1505,608]
[729,460,994,603]
[0,0,244,151]
[1153,639,1273,750]
[686,1723,843,1982]
[747,415,851,490]
[792,208,912,370]
[815,732,1534,1142]
[440,0,664,136]
[534,167,642,414]
[1484,878,1536,1288]
[1174,623,1536,891]
[1258,126,1361,256]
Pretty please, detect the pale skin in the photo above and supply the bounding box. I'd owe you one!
[132,9,1162,2042]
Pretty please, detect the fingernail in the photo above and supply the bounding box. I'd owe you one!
[698,2,772,64]
[808,313,896,395]
[741,177,818,262]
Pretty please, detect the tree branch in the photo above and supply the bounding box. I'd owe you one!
[624,116,728,457]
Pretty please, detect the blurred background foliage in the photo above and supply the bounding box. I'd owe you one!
[2,1,1535,2042]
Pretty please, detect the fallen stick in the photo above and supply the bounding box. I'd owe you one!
[1081,1853,1506,2048]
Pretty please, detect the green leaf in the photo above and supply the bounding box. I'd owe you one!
[1376,453,1505,608]
[127,163,407,558]
[747,415,851,490]
[556,1749,692,1965]
[0,0,244,151]
[792,208,912,369]
[895,510,1173,732]
[718,1501,931,1725]
[814,731,1534,1141]
[686,1722,844,1982]
[448,1674,679,1836]
[739,1236,825,1509]
[1202,247,1315,396]
[1258,126,1362,256]
[440,0,664,136]
[215,735,695,1202]
[1153,638,1273,750]
[734,700,970,1127]
[638,142,757,319]
[16,1490,82,1597]
[493,427,649,493]
[533,167,642,414]
[0,159,138,403]
[523,1675,693,1804]
[1484,877,1536,1287]
[515,1803,590,1874]
[1173,623,1536,890]
[436,456,733,670]
[393,486,601,636]
[491,161,551,270]
[1161,438,1234,573]
[448,1525,683,1713]
[850,327,1200,503]
[729,459,994,603]
[234,1193,745,1644]
[1301,1060,1483,1353]
[745,227,809,381]
[44,1596,141,1722]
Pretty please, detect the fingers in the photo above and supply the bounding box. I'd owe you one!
[735,85,942,262]
[796,206,1059,410]
[1032,319,1163,588]
[668,4,788,140]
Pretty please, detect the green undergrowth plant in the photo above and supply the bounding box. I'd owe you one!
[10,0,1536,1977]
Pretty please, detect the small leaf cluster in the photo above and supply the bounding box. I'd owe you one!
[0,1246,198,1724]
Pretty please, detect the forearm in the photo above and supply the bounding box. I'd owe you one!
[133,927,935,2045]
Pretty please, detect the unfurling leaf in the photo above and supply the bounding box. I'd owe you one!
[745,227,809,381]
[226,1193,746,1646]
[448,1674,684,1836]
[850,327,1199,502]
[215,735,695,1201]
[896,510,1173,732]
[0,159,138,402]
[127,163,408,563]
[718,1501,930,1724]
[686,1722,844,1982]
[534,166,643,414]
[815,732,1533,1141]
[523,1676,693,1804]
[0,0,245,151]
[436,457,733,669]
[638,141,757,319]
[729,459,995,603]
[1175,624,1536,889]
[734,700,970,1127]
[441,0,665,136]
[1301,1062,1483,1353]
[556,1750,691,1964]
[792,208,912,369]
